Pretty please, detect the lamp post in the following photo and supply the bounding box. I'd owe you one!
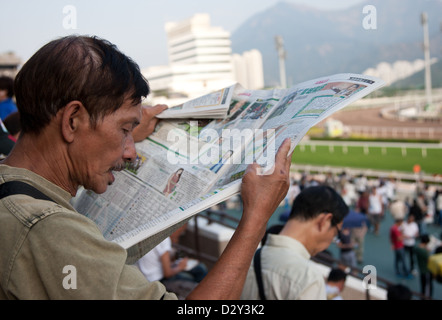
[421,12,432,112]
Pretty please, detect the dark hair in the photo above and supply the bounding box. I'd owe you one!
[420,234,430,244]
[0,76,14,98]
[288,185,349,225]
[14,35,149,134]
[261,224,284,246]
[3,111,20,136]
[387,284,412,300]
[327,268,347,283]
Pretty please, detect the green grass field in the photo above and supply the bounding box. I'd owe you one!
[291,144,442,175]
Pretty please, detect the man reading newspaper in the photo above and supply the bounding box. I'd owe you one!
[0,35,292,300]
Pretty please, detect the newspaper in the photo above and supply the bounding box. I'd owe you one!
[71,73,385,263]
[156,84,236,119]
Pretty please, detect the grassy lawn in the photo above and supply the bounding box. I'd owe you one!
[292,144,442,175]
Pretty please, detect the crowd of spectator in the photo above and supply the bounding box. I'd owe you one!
[278,169,442,299]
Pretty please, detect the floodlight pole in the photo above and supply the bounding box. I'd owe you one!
[275,35,287,88]
[421,12,432,112]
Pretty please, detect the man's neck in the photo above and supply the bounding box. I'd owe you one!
[2,133,77,196]
[279,219,317,256]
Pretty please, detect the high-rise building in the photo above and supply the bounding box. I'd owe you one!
[143,14,263,105]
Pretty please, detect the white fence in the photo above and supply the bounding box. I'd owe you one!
[291,164,441,184]
[294,140,442,184]
[348,125,442,140]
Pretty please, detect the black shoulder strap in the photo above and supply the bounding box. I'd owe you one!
[0,181,55,203]
[253,247,266,300]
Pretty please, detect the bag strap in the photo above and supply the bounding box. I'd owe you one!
[0,181,55,203]
[253,247,267,300]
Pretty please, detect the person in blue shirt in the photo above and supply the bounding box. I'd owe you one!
[0,76,18,121]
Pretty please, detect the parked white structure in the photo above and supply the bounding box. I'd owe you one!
[143,14,263,105]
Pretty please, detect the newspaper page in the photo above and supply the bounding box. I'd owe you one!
[72,73,384,263]
[118,179,242,264]
[212,73,385,188]
[156,83,237,119]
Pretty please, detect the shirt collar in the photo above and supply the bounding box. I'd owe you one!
[266,233,311,260]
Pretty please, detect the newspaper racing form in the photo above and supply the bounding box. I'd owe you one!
[71,73,385,263]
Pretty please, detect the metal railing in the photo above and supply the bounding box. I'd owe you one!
[312,251,431,300]
[177,209,432,300]
[290,164,442,185]
[348,125,442,140]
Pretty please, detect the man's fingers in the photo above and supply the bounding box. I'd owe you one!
[244,162,262,177]
[248,138,293,176]
[275,138,293,170]
[153,104,169,113]
[276,138,291,159]
[133,105,169,142]
[143,104,168,117]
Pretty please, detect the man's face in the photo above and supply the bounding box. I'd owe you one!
[0,89,7,101]
[71,99,141,194]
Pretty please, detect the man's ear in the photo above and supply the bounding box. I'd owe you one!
[317,212,333,232]
[60,101,88,143]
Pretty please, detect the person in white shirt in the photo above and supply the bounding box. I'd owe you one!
[385,177,397,203]
[135,236,208,299]
[135,237,176,282]
[368,187,383,235]
[240,185,349,300]
[355,174,368,195]
[377,179,389,210]
[401,214,420,274]
[389,197,408,221]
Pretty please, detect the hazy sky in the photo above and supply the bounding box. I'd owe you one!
[0,0,365,69]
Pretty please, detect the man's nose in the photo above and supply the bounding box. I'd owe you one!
[123,135,137,163]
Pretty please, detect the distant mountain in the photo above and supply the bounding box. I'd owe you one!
[231,0,442,87]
